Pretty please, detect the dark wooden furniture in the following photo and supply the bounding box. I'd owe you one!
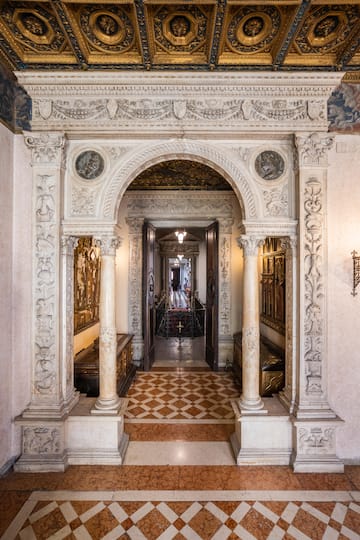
[74,334,136,397]
[233,332,285,397]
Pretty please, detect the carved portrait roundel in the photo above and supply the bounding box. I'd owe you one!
[255,151,285,181]
[75,150,105,180]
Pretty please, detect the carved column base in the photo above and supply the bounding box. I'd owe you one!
[91,395,122,415]
[14,418,67,472]
[291,418,344,473]
[237,395,265,412]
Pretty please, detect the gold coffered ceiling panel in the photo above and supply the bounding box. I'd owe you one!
[0,0,359,72]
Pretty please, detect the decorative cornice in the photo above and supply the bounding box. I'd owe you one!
[16,71,343,133]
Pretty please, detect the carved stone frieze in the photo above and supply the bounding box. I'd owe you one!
[18,72,342,134]
[23,426,61,455]
[263,186,289,217]
[296,133,334,167]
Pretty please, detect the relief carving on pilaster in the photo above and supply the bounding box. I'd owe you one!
[298,426,335,455]
[242,327,260,366]
[23,427,61,455]
[296,133,334,167]
[34,173,57,396]
[303,177,324,395]
[219,232,232,336]
[263,185,288,217]
[61,236,78,391]
[126,218,143,339]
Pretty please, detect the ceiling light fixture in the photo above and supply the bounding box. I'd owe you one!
[175,230,187,244]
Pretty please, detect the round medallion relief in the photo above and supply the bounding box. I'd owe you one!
[75,151,105,180]
[255,151,285,181]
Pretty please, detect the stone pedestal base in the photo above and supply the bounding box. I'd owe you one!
[291,418,344,473]
[14,419,68,473]
[66,397,129,465]
[231,397,292,466]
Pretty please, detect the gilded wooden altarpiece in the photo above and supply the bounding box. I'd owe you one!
[73,237,101,334]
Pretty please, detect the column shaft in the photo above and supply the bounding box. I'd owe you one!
[93,237,121,413]
[238,236,264,411]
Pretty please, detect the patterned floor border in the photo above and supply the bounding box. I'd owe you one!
[3,490,360,540]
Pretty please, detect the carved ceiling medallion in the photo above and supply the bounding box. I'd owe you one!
[227,7,280,53]
[154,5,207,54]
[2,3,64,52]
[297,6,358,54]
[80,5,134,52]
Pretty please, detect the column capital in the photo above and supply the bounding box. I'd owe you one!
[295,132,334,167]
[237,235,264,257]
[280,236,297,252]
[94,235,121,256]
[218,217,234,234]
[126,217,144,235]
[24,132,66,165]
[60,235,78,256]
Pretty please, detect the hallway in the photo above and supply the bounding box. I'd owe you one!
[1,366,360,539]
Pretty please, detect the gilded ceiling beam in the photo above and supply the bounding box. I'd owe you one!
[51,0,88,68]
[273,0,312,68]
[134,0,151,69]
[209,0,227,69]
[336,25,360,69]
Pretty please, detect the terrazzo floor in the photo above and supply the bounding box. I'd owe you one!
[1,353,360,539]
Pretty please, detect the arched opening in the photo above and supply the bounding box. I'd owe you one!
[118,158,241,372]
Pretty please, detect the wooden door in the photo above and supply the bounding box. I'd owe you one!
[143,221,156,371]
[206,221,219,370]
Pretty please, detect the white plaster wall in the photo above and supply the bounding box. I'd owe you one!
[0,123,14,470]
[11,135,32,460]
[327,134,360,462]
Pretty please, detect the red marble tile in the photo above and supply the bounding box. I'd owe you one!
[0,490,31,537]
[136,508,171,540]
[30,506,68,540]
[241,507,275,540]
[343,506,360,534]
[292,507,328,539]
[84,507,120,538]
[188,507,222,539]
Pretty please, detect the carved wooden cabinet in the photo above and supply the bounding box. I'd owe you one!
[233,332,285,397]
[74,333,136,397]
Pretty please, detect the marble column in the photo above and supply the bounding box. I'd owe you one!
[237,235,264,411]
[92,235,121,414]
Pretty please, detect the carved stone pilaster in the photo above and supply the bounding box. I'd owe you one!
[218,219,233,366]
[60,236,79,410]
[292,133,343,473]
[279,236,297,413]
[15,133,69,472]
[126,217,144,364]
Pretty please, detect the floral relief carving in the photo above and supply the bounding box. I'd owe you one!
[100,327,117,356]
[263,186,288,217]
[61,236,78,392]
[127,219,143,340]
[23,427,61,455]
[303,177,324,395]
[25,133,65,163]
[72,186,97,216]
[296,133,334,167]
[298,426,335,454]
[242,327,259,367]
[219,235,231,336]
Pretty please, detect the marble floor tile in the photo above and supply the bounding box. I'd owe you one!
[123,441,236,466]
[125,422,234,441]
[3,490,360,540]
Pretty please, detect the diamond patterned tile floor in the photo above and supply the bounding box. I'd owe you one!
[125,371,240,422]
[3,490,360,540]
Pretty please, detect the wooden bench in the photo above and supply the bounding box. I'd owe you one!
[233,332,285,397]
[74,333,136,397]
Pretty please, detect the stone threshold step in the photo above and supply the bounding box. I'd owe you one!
[125,423,234,441]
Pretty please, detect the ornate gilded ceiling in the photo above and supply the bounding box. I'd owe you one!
[0,1,359,75]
